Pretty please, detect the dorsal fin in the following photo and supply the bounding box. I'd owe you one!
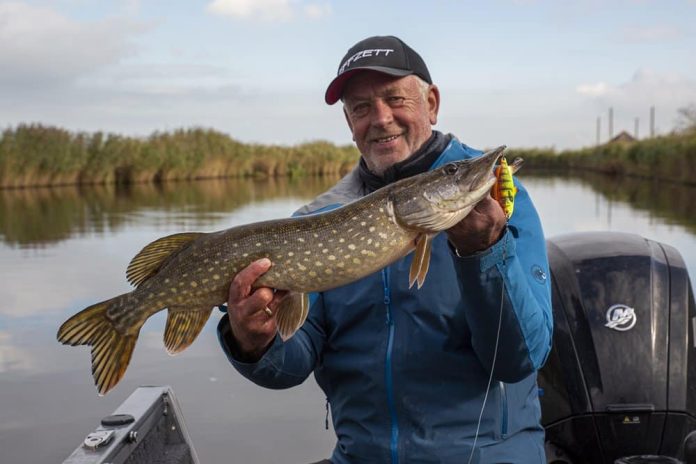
[126,232,204,287]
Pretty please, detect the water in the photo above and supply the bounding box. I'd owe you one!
[1,173,695,463]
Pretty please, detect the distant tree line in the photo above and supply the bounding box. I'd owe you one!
[0,125,360,188]
[1,112,695,189]
[509,133,696,185]
[509,110,696,185]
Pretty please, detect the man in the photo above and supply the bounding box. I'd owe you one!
[218,36,553,463]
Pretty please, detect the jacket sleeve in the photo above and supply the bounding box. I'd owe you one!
[217,293,327,389]
[451,179,553,383]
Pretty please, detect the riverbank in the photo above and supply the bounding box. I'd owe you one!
[508,130,696,186]
[1,124,695,188]
[0,124,359,188]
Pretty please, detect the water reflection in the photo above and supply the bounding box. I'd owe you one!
[0,176,338,247]
[521,171,696,233]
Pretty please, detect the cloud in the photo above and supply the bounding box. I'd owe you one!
[577,69,696,105]
[304,2,331,19]
[206,0,331,21]
[576,82,610,97]
[0,1,149,88]
[0,331,34,373]
[207,0,293,21]
[576,69,696,134]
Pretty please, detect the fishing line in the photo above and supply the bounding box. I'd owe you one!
[466,229,508,464]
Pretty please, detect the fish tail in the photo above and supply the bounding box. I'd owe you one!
[57,295,139,396]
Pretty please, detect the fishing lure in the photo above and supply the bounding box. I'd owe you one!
[492,157,517,219]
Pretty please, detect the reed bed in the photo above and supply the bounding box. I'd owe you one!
[0,124,360,188]
[508,129,696,185]
[2,124,695,189]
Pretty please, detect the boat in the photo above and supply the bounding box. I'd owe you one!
[61,385,199,464]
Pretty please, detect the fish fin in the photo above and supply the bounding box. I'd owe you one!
[409,233,434,289]
[276,292,309,341]
[57,295,138,396]
[393,198,464,232]
[163,307,213,355]
[126,232,205,287]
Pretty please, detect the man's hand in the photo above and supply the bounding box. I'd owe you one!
[446,195,507,256]
[227,258,288,362]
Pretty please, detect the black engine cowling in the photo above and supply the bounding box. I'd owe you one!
[541,232,696,464]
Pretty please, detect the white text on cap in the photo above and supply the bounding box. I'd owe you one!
[338,49,395,74]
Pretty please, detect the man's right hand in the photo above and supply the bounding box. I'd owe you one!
[227,258,287,362]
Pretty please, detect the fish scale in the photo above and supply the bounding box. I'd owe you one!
[57,146,518,395]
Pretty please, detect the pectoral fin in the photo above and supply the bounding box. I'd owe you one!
[164,307,212,354]
[409,233,434,289]
[275,292,309,341]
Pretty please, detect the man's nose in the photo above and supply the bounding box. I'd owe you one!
[370,99,393,126]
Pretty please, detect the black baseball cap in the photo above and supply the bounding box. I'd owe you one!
[324,35,432,105]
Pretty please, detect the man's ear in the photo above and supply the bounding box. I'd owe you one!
[427,84,441,125]
[343,106,355,141]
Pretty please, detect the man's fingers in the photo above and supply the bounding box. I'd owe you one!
[229,258,272,302]
[244,287,274,314]
[268,290,290,311]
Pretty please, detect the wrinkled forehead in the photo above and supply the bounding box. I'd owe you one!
[342,72,419,102]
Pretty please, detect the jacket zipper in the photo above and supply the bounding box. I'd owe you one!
[382,267,399,464]
[499,381,508,438]
[325,397,330,430]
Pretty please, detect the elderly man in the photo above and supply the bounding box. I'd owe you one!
[218,36,553,463]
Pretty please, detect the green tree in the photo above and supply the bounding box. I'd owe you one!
[676,104,696,133]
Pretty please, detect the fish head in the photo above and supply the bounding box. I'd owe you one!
[391,145,512,232]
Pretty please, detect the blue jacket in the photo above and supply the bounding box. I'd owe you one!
[218,137,553,463]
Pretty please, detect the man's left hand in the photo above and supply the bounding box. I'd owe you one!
[446,194,507,256]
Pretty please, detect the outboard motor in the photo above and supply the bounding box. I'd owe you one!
[540,232,696,464]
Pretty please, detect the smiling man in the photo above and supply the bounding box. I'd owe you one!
[341,71,439,175]
[218,36,553,463]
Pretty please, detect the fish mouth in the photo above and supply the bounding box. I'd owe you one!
[465,145,507,191]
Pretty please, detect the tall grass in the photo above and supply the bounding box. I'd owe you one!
[508,130,696,185]
[0,124,360,188]
[3,124,695,189]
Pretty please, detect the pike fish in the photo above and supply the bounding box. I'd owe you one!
[57,146,520,395]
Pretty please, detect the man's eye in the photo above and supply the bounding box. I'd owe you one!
[387,97,405,106]
[351,104,369,116]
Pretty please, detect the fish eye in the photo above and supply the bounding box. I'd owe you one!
[444,163,458,175]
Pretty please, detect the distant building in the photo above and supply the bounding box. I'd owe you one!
[608,130,636,144]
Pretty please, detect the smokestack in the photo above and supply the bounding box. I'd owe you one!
[650,106,655,137]
[609,107,614,139]
[596,116,601,146]
[634,117,639,139]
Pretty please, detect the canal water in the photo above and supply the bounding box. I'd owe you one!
[1,172,695,463]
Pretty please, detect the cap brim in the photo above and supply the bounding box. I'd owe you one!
[324,66,413,105]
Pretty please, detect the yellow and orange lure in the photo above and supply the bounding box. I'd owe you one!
[492,157,519,219]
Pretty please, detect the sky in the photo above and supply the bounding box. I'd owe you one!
[1,0,695,150]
